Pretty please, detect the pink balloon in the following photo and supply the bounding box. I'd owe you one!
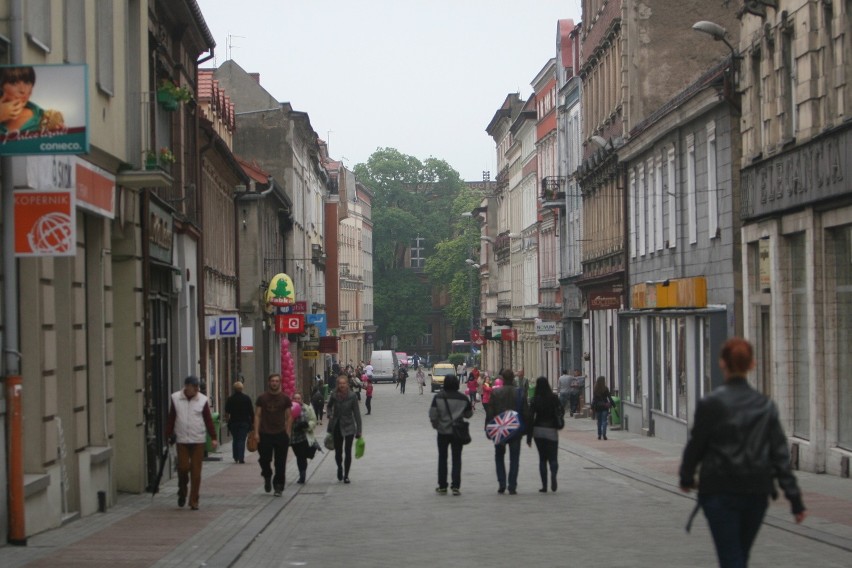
[291,403,302,419]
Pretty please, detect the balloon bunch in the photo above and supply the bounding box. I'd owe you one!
[280,335,296,397]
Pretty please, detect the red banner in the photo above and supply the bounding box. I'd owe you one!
[501,329,518,342]
[470,329,484,346]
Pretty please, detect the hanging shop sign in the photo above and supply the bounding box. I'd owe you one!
[13,189,75,256]
[588,290,621,311]
[265,273,295,313]
[276,314,304,334]
[631,277,707,309]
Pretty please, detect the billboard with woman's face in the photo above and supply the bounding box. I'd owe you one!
[0,64,88,155]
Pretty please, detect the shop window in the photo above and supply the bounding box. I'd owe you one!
[832,225,852,449]
[676,318,687,420]
[788,233,810,439]
[700,318,712,397]
[630,318,642,404]
[652,317,662,411]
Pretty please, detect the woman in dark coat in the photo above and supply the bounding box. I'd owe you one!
[327,374,362,483]
[591,376,615,440]
[526,376,563,492]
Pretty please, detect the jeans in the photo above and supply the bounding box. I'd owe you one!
[291,440,310,482]
[569,391,580,414]
[700,493,769,568]
[229,421,251,462]
[365,395,372,414]
[596,410,609,438]
[333,424,354,477]
[533,437,559,488]
[176,443,205,508]
[494,436,522,491]
[436,433,463,489]
[258,432,290,489]
[558,392,570,412]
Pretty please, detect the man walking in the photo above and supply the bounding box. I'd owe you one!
[224,381,253,463]
[557,369,572,412]
[486,369,528,495]
[165,376,218,510]
[253,373,293,497]
[568,369,585,416]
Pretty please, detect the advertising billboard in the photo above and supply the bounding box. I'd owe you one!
[0,64,89,156]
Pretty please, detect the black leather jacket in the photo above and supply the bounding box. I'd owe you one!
[679,377,805,514]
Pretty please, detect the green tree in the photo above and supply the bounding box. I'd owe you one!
[354,148,467,350]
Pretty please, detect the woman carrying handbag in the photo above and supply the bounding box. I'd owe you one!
[326,374,362,483]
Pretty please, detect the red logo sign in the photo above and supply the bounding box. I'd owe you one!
[501,329,518,342]
[293,301,307,313]
[276,314,304,334]
[470,329,485,346]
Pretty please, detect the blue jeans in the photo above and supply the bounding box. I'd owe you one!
[494,436,522,491]
[700,493,769,568]
[229,421,251,462]
[436,433,463,489]
[596,410,609,438]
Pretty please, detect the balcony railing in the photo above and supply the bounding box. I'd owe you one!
[541,176,566,206]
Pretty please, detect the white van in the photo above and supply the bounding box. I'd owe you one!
[370,350,398,383]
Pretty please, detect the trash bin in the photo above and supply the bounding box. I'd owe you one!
[610,396,621,427]
[207,412,220,453]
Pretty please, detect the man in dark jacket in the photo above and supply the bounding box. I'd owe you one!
[224,381,254,463]
[486,369,528,495]
[680,338,805,568]
[429,375,472,495]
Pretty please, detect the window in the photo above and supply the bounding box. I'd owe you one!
[666,146,676,248]
[675,318,687,420]
[647,160,655,252]
[96,0,114,95]
[652,317,662,411]
[655,154,663,251]
[781,27,797,140]
[686,134,697,244]
[629,169,636,258]
[631,318,642,403]
[832,226,852,449]
[788,233,809,438]
[750,50,763,152]
[64,0,85,63]
[706,121,718,238]
[410,235,424,269]
[700,318,712,397]
[421,324,432,347]
[638,164,646,256]
[26,0,51,52]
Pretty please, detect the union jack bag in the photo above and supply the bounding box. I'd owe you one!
[485,388,525,445]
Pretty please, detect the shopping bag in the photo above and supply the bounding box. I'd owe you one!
[355,436,366,459]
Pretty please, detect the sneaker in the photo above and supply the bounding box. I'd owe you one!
[451,488,460,496]
[190,505,198,510]
[337,466,343,481]
[343,477,350,484]
[551,476,558,492]
[497,487,506,494]
[436,487,448,494]
[273,490,282,497]
[178,495,186,508]
[508,489,517,495]
[603,435,608,440]
[263,477,272,493]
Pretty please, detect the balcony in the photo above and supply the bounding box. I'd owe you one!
[540,176,566,210]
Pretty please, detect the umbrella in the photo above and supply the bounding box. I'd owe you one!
[150,444,171,498]
[485,410,522,445]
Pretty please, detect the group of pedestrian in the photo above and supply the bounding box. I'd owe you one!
[427,339,807,568]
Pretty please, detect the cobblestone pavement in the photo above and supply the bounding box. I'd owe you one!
[2,385,850,567]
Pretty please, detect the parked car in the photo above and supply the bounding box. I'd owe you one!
[429,362,455,392]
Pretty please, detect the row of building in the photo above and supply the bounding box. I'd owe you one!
[471,0,851,479]
[0,0,375,542]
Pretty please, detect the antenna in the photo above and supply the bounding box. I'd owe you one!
[226,34,246,61]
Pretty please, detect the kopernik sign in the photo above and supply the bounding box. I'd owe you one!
[0,64,89,155]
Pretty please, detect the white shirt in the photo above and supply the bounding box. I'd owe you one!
[365,364,374,376]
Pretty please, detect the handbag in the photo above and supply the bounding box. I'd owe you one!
[355,436,366,459]
[555,401,566,430]
[485,388,525,445]
[324,432,335,450]
[246,433,258,453]
[443,397,471,445]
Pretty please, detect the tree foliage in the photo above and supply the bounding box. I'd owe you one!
[354,147,476,350]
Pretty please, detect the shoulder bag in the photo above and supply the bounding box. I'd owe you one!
[485,388,524,445]
[555,399,566,430]
[443,396,471,445]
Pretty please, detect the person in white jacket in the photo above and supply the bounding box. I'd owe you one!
[165,376,218,510]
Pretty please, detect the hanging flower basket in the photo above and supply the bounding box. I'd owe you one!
[145,150,159,170]
[157,80,191,111]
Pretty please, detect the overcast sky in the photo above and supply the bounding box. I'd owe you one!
[195,0,581,181]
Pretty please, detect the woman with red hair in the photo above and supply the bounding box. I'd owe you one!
[680,337,806,567]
